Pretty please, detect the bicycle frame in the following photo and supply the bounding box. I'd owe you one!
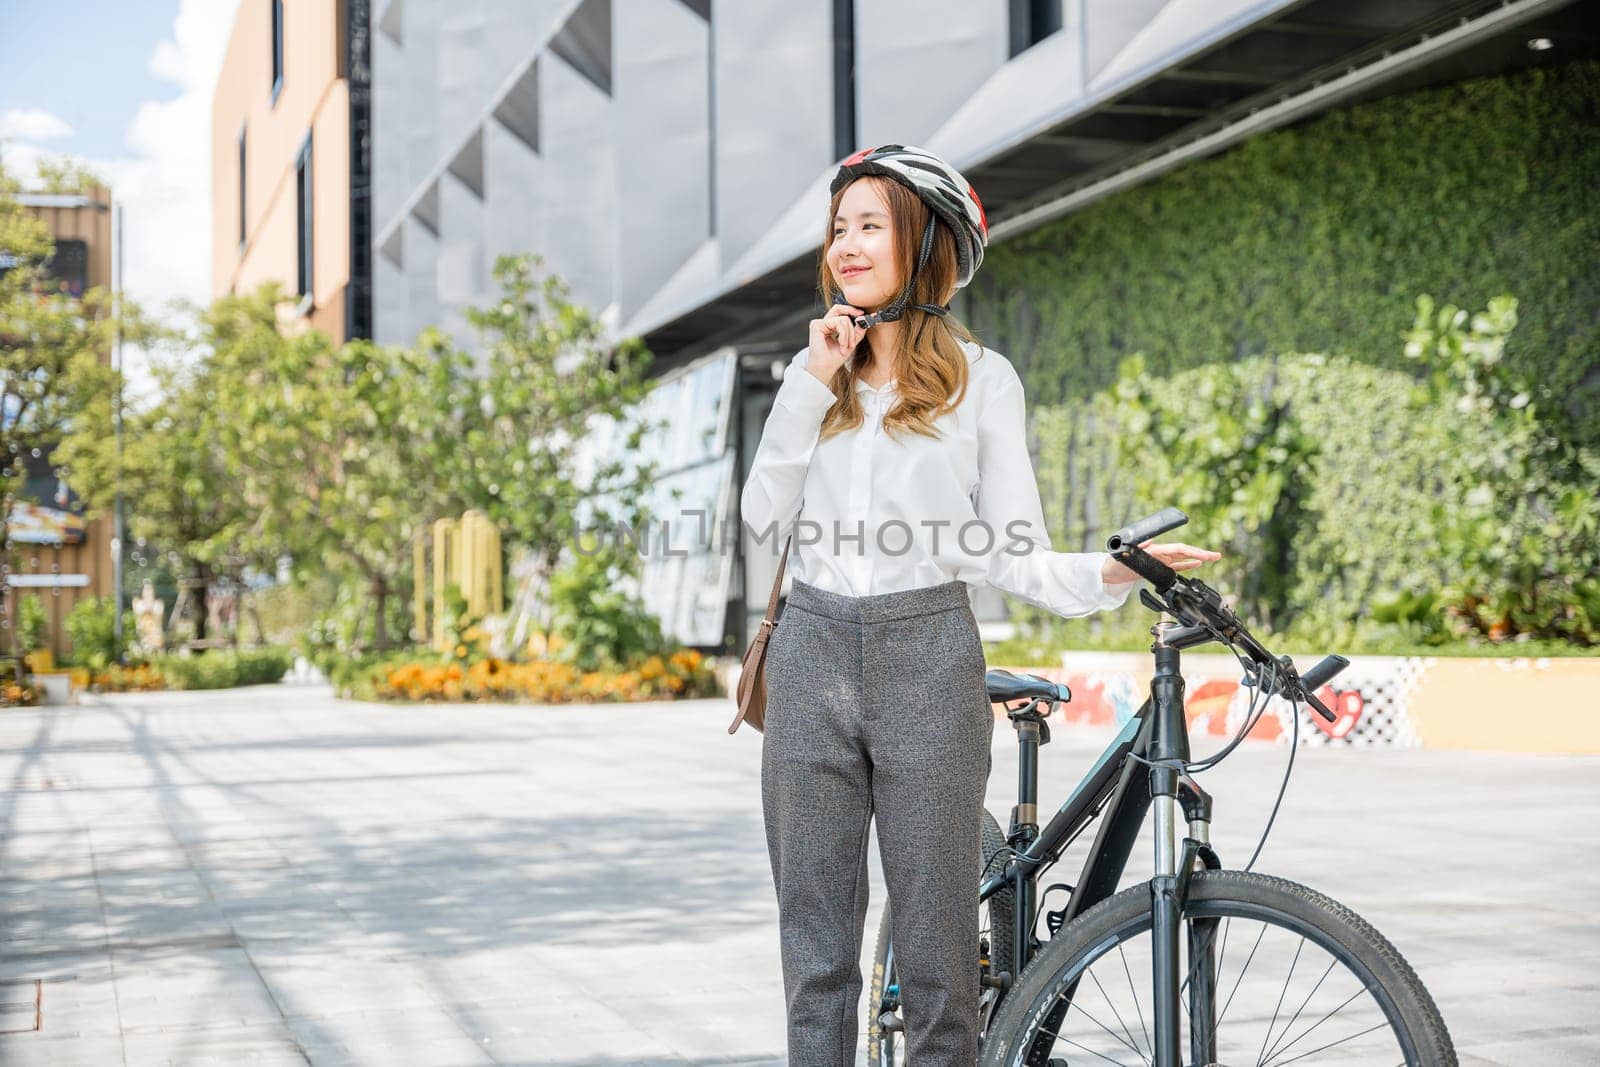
[979,620,1218,1065]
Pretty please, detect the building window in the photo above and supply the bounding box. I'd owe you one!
[296,133,313,300]
[1009,0,1063,58]
[237,127,247,249]
[832,0,856,161]
[271,0,285,103]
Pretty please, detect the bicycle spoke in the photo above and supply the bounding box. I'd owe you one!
[1116,941,1153,1055]
[1261,958,1337,1064]
[1216,921,1267,1030]
[1255,935,1306,1065]
[1056,985,1152,1062]
[1183,914,1232,1003]
[1087,966,1146,1060]
[1038,1026,1142,1067]
[1259,988,1364,1066]
[1268,1020,1391,1066]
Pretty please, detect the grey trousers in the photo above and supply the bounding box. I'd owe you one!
[761,576,994,1066]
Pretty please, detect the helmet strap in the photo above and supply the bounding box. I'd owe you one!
[851,217,945,329]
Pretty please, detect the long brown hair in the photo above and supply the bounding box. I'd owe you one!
[813,175,983,443]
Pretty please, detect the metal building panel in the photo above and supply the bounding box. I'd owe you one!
[439,5,488,144]
[1088,0,1302,93]
[483,118,542,271]
[374,253,409,345]
[372,22,409,229]
[483,0,569,99]
[438,167,486,315]
[854,0,1007,152]
[540,45,617,313]
[711,0,833,272]
[615,0,710,322]
[401,0,442,197]
[924,27,1087,167]
[404,215,442,344]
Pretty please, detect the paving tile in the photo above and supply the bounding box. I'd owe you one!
[0,687,1592,1065]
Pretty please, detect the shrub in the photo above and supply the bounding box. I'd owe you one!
[15,594,48,654]
[148,647,292,690]
[546,545,669,671]
[63,596,135,671]
[1023,295,1598,655]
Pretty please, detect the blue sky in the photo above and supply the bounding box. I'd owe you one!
[0,1,178,162]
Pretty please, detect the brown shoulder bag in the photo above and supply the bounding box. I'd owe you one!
[727,536,792,735]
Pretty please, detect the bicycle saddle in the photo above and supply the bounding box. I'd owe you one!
[985,669,1069,705]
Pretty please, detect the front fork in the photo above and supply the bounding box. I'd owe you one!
[1148,638,1223,1066]
[1152,780,1222,1065]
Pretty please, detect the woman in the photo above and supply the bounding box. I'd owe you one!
[740,144,1220,1066]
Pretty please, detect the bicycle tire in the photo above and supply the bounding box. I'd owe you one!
[980,869,1455,1066]
[867,808,1015,1064]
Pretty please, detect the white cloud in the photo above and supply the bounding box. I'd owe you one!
[6,0,241,403]
[0,108,74,142]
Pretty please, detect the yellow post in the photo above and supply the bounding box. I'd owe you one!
[422,512,503,652]
[412,531,427,645]
[431,517,458,651]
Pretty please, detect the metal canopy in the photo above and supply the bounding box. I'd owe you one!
[641,0,1595,366]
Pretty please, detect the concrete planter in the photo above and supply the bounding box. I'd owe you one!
[982,651,1600,755]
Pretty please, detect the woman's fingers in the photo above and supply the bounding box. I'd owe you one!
[1152,542,1222,562]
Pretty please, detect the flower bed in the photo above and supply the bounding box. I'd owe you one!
[89,649,293,693]
[1,679,44,707]
[363,648,718,704]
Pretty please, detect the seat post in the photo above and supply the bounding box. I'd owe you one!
[1013,713,1041,832]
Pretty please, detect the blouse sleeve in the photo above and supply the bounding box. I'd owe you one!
[974,366,1136,618]
[739,347,838,543]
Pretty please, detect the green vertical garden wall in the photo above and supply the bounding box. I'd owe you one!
[961,61,1599,650]
[967,60,1599,444]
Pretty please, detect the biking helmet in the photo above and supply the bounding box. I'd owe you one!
[829,144,989,328]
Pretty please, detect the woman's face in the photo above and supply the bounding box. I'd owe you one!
[827,178,901,310]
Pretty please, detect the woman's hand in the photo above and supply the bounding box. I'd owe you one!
[806,304,867,384]
[1101,540,1222,586]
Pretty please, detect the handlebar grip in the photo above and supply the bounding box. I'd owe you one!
[1106,507,1189,552]
[1299,654,1350,693]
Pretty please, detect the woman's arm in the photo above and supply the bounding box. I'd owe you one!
[739,348,837,543]
[974,368,1135,618]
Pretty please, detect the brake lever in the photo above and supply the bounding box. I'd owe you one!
[1268,654,1339,724]
[1301,687,1338,723]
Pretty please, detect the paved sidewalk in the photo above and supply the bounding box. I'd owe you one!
[0,685,1595,1065]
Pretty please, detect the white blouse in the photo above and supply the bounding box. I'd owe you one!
[740,339,1135,618]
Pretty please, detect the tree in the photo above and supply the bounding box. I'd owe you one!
[0,162,125,652]
[204,285,445,650]
[56,334,254,644]
[418,254,662,596]
[32,158,107,197]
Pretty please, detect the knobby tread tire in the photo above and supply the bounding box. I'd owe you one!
[980,869,1456,1067]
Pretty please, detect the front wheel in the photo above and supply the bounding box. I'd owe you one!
[981,869,1455,1066]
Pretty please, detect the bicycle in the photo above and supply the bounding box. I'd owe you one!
[867,507,1455,1066]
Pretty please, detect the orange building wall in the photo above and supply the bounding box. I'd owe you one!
[212,0,351,340]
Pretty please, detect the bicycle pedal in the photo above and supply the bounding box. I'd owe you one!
[877,1010,903,1033]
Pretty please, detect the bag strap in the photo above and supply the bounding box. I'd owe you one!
[763,535,792,624]
[726,535,794,735]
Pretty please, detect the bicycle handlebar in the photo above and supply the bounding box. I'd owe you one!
[1106,506,1189,555]
[1106,508,1349,723]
